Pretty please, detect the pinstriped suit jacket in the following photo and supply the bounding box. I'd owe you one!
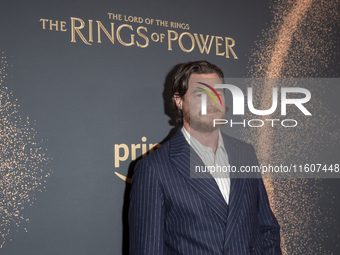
[129,129,281,255]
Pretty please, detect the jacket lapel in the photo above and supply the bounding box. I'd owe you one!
[222,134,248,246]
[169,129,229,223]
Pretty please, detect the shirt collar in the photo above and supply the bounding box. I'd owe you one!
[181,126,227,155]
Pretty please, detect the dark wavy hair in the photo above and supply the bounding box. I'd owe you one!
[171,60,224,125]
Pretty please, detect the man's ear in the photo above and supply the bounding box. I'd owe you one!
[174,93,183,110]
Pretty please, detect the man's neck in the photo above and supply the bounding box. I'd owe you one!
[183,123,220,154]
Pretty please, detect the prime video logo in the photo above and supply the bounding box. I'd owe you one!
[198,83,312,128]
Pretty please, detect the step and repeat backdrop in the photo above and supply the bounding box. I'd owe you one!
[1,0,339,254]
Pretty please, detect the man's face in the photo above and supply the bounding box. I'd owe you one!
[181,73,226,133]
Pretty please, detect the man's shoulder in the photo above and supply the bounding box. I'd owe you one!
[144,139,171,162]
[221,131,254,150]
[141,129,185,161]
[134,136,173,169]
[133,129,186,172]
[132,136,179,182]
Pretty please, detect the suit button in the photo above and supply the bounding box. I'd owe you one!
[249,246,255,253]
[225,252,230,255]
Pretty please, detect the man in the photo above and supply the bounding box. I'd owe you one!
[129,60,282,255]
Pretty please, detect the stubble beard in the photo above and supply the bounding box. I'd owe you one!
[183,106,226,133]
